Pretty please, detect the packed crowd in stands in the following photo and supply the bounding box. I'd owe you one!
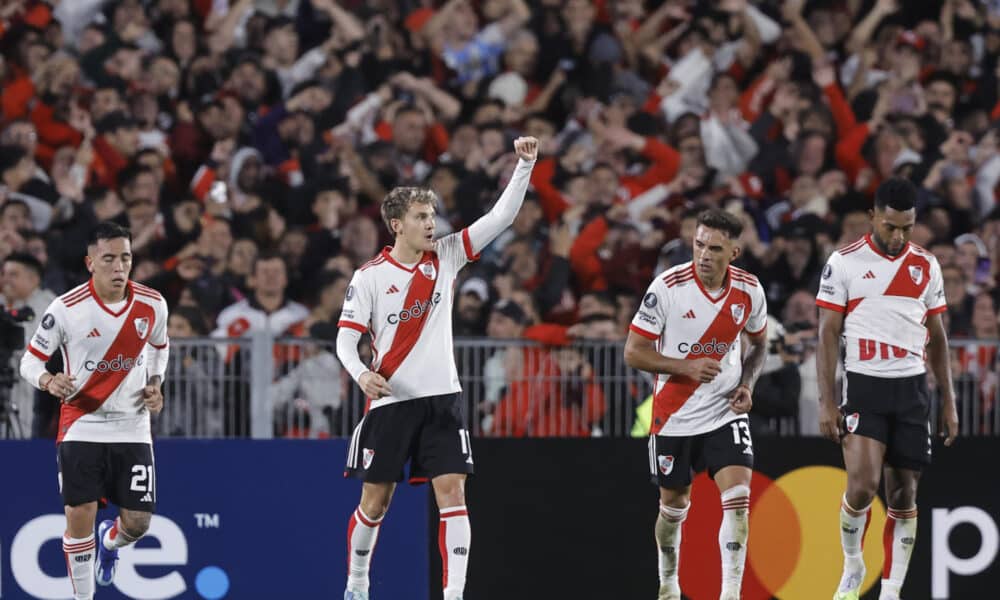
[1,0,999,438]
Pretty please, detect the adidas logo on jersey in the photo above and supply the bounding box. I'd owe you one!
[386,285,400,294]
[87,328,101,338]
[682,310,696,319]
[862,271,876,279]
[140,493,152,503]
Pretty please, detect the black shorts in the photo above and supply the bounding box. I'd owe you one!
[648,418,754,489]
[842,371,932,471]
[57,442,157,512]
[344,394,474,484]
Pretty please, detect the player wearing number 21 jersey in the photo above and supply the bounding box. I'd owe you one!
[19,223,169,600]
[625,209,768,600]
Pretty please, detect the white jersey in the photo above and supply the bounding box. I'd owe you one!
[815,234,945,378]
[630,262,768,436]
[338,230,477,409]
[20,280,170,444]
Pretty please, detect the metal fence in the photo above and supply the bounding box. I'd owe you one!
[154,334,1000,439]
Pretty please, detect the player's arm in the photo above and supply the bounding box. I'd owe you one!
[19,303,75,398]
[142,302,169,415]
[925,312,958,446]
[623,331,720,383]
[335,272,391,398]
[730,285,769,413]
[729,330,768,414]
[336,328,391,398]
[816,307,845,442]
[463,137,538,256]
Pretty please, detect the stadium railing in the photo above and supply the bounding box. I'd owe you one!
[155,335,1000,439]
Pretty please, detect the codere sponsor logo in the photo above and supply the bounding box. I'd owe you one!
[84,353,145,373]
[677,338,737,356]
[387,292,442,325]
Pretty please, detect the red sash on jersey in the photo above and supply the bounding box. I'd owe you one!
[651,288,752,433]
[376,253,441,380]
[58,301,156,442]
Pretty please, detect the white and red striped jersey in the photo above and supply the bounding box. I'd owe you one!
[630,262,768,436]
[20,280,169,444]
[339,231,478,410]
[815,233,946,378]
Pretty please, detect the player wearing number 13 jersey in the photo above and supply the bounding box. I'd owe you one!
[335,137,539,600]
[816,178,958,600]
[19,223,169,600]
[624,209,769,600]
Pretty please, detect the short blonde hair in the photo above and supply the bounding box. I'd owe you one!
[380,187,435,236]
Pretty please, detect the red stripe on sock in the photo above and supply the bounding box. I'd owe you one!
[64,553,77,595]
[440,509,468,519]
[882,517,896,579]
[62,541,95,552]
[346,512,358,571]
[355,508,382,528]
[861,508,873,550]
[439,518,449,589]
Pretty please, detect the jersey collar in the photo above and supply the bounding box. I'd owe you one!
[865,233,909,262]
[692,265,731,304]
[89,278,134,317]
[381,246,429,273]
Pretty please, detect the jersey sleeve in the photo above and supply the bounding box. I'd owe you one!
[146,299,170,380]
[816,252,848,312]
[630,279,668,340]
[338,270,374,333]
[20,300,66,389]
[924,256,946,315]
[745,282,768,336]
[435,230,477,274]
[27,300,65,361]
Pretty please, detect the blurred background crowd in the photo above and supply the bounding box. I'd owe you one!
[0,0,998,439]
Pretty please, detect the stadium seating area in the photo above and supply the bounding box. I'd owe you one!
[1,0,999,438]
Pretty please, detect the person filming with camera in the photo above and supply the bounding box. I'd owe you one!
[751,289,820,436]
[0,252,55,438]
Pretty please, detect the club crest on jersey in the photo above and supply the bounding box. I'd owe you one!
[363,448,375,469]
[845,412,860,433]
[134,317,149,339]
[658,455,674,475]
[420,262,437,281]
[730,303,745,325]
[908,266,923,285]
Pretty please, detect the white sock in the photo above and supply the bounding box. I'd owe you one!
[346,507,383,592]
[656,502,689,589]
[63,533,95,600]
[719,485,750,595]
[838,495,871,591]
[880,507,918,598]
[439,505,471,600]
[103,517,139,550]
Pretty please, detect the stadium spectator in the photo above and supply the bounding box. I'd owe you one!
[0,251,55,436]
[0,0,998,441]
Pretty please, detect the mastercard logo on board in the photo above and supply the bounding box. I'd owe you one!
[678,466,887,599]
